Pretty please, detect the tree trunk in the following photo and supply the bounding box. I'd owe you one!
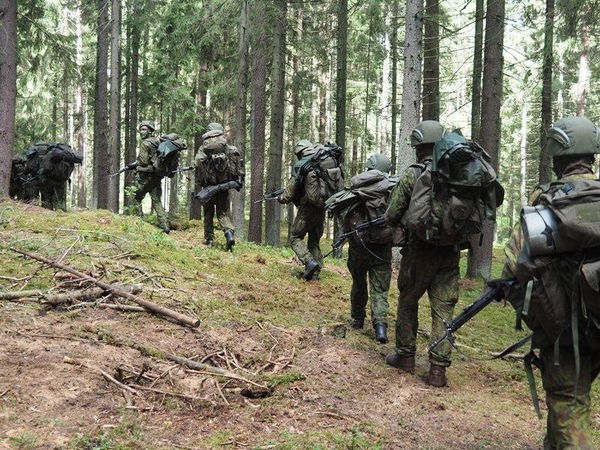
[421,0,439,122]
[248,2,268,244]
[232,0,250,240]
[390,0,399,175]
[576,6,590,116]
[265,0,287,247]
[539,0,554,185]
[471,0,484,142]
[335,0,348,153]
[0,0,17,196]
[398,0,423,174]
[75,0,87,208]
[467,0,505,280]
[108,0,121,213]
[93,0,111,209]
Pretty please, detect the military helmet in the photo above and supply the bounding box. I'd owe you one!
[365,154,392,173]
[206,122,224,133]
[547,116,600,156]
[294,139,313,157]
[410,120,445,147]
[138,120,155,131]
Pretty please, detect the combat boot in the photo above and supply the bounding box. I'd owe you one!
[205,239,213,247]
[428,364,447,387]
[349,318,364,329]
[224,230,235,252]
[162,224,170,234]
[375,323,388,344]
[303,259,320,280]
[385,353,415,373]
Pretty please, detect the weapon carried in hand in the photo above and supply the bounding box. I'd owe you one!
[194,180,242,205]
[428,279,517,352]
[324,216,386,258]
[171,165,195,175]
[110,162,137,177]
[255,188,285,203]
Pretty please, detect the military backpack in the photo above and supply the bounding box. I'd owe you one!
[149,133,187,178]
[404,132,504,247]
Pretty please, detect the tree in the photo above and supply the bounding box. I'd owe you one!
[93,0,110,209]
[471,0,484,142]
[467,0,505,279]
[398,0,424,174]
[539,0,555,185]
[389,0,399,175]
[0,0,17,197]
[421,0,439,121]
[335,0,348,153]
[265,0,287,247]
[108,0,121,212]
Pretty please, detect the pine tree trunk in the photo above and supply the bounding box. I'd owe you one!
[471,0,484,142]
[390,0,399,175]
[421,0,439,121]
[75,0,87,208]
[108,0,121,213]
[539,0,555,185]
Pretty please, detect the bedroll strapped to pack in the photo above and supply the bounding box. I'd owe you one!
[404,132,504,247]
[326,170,400,246]
[293,142,344,208]
[153,133,187,178]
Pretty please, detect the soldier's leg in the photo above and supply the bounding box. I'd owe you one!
[541,345,595,450]
[427,249,460,367]
[215,191,234,232]
[306,209,325,267]
[395,250,430,357]
[133,174,152,217]
[347,246,368,323]
[203,203,215,244]
[54,181,67,211]
[368,246,392,327]
[290,209,312,265]
[148,179,169,230]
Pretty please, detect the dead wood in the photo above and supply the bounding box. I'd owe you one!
[0,285,143,305]
[11,248,199,327]
[64,356,139,395]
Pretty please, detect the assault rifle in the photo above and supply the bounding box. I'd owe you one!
[171,165,195,175]
[254,188,285,203]
[194,180,242,205]
[110,162,137,177]
[428,279,517,352]
[324,216,386,257]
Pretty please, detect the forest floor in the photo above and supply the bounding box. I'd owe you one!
[0,198,590,449]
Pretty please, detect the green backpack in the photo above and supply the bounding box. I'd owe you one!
[404,132,504,247]
[293,143,344,208]
[39,143,83,182]
[152,133,187,178]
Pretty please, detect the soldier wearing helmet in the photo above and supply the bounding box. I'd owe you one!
[384,119,459,388]
[338,154,396,344]
[278,139,326,280]
[131,120,170,233]
[195,122,244,251]
[502,116,600,448]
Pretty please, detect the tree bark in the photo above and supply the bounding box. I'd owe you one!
[0,0,17,197]
[390,0,399,175]
[539,0,555,185]
[467,0,505,280]
[108,0,121,213]
[421,0,439,121]
[471,0,484,142]
[75,0,87,208]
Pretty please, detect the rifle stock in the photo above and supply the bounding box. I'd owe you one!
[428,279,517,352]
[255,188,285,203]
[195,180,242,205]
[324,216,386,257]
[110,162,137,177]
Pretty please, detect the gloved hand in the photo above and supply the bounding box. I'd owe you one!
[486,279,506,301]
[127,163,137,170]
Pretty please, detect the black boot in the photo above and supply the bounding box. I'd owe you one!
[349,318,364,329]
[303,259,320,280]
[162,224,170,234]
[375,323,388,344]
[224,230,235,252]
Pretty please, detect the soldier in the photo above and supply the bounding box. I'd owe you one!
[35,142,82,211]
[384,120,458,387]
[132,120,170,233]
[10,154,38,201]
[344,154,394,344]
[278,140,323,280]
[503,116,600,448]
[195,122,244,251]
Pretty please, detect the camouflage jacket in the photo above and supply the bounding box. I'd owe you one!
[136,137,160,173]
[195,130,244,187]
[384,156,431,229]
[502,167,597,280]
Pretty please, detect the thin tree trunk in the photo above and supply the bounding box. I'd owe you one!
[576,7,590,116]
[108,0,121,213]
[471,0,484,142]
[248,2,268,244]
[335,0,348,152]
[539,0,554,184]
[75,0,86,207]
[265,0,287,247]
[421,0,439,121]
[467,0,505,280]
[390,0,399,175]
[93,0,110,209]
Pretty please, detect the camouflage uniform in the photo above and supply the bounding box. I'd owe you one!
[385,155,460,367]
[10,155,39,202]
[40,178,67,211]
[133,136,169,230]
[280,174,325,267]
[503,167,600,449]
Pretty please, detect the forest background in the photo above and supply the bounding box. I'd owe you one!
[0,0,596,278]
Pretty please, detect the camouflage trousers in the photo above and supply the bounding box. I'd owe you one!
[539,331,600,449]
[40,179,67,211]
[395,242,459,367]
[290,204,325,266]
[133,173,168,228]
[347,243,392,327]
[202,190,234,241]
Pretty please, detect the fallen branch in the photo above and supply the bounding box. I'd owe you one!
[0,285,143,306]
[11,248,199,328]
[64,356,139,395]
